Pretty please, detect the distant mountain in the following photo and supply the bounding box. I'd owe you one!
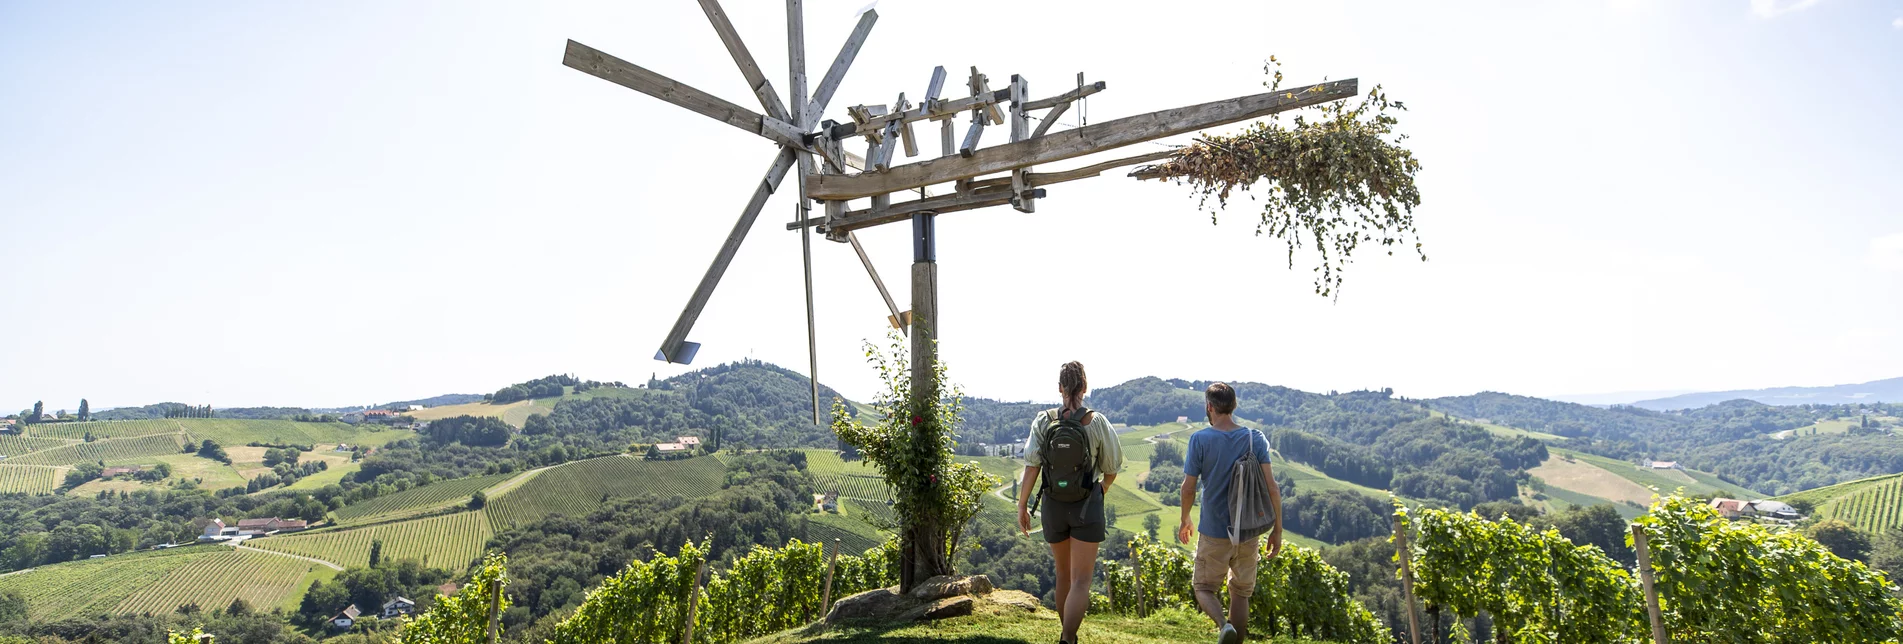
[1629,377,1903,411]
[1547,390,1698,407]
[312,393,485,413]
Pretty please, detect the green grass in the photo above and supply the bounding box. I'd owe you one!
[1534,484,1643,519]
[1550,448,1756,498]
[282,460,360,492]
[485,455,727,531]
[8,433,190,466]
[753,603,1346,644]
[1804,474,1903,534]
[114,549,315,616]
[333,472,513,523]
[0,546,214,621]
[248,511,493,569]
[1426,409,1566,441]
[172,418,410,448]
[0,464,63,494]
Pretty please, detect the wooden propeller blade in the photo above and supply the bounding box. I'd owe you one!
[803,9,877,128]
[698,0,792,122]
[656,147,800,364]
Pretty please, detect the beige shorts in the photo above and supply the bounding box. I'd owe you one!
[1193,534,1260,596]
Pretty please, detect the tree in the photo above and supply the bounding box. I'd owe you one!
[29,402,41,424]
[77,399,90,422]
[469,491,487,510]
[369,539,384,568]
[0,590,26,623]
[1807,520,1873,562]
[1143,513,1162,540]
[225,597,252,615]
[197,440,230,464]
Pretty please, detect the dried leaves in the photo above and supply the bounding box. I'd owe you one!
[1135,58,1424,298]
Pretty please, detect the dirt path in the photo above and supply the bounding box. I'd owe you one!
[236,544,343,571]
[484,464,553,499]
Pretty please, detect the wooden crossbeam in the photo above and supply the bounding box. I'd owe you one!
[788,149,1173,232]
[563,40,762,137]
[698,0,791,122]
[804,79,1358,200]
[657,147,799,364]
[803,9,878,128]
[1022,80,1106,111]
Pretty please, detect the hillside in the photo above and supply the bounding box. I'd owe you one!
[1631,376,1903,410]
[1777,472,1903,534]
[0,545,329,620]
[0,418,411,496]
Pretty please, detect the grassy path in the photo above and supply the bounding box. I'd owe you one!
[236,543,342,571]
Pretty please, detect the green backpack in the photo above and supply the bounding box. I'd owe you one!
[1037,408,1096,505]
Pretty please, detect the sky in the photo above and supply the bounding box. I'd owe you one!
[2,0,1901,413]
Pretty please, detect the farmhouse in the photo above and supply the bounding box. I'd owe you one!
[236,517,309,535]
[198,519,243,541]
[1648,460,1681,470]
[1709,498,1746,519]
[330,605,361,630]
[655,442,688,453]
[101,466,143,478]
[380,597,417,618]
[1746,499,1800,520]
[677,436,701,447]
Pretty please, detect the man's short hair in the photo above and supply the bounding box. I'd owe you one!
[1205,382,1237,415]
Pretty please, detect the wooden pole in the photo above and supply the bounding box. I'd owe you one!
[1132,546,1144,618]
[684,560,706,644]
[821,538,841,617]
[1393,517,1423,644]
[1631,525,1668,644]
[485,573,502,644]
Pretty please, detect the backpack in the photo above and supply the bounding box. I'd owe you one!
[1036,407,1096,505]
[1228,428,1279,544]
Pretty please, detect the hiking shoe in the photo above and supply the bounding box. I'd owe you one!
[1218,623,1241,644]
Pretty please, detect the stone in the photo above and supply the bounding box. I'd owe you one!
[988,589,1040,612]
[908,574,995,601]
[824,587,910,624]
[897,596,975,622]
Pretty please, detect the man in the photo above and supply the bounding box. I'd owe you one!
[1176,382,1283,644]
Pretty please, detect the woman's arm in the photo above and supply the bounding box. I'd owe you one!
[1016,465,1040,535]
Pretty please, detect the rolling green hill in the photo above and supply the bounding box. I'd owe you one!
[332,472,515,523]
[484,455,727,531]
[0,545,325,621]
[247,511,493,569]
[1779,472,1903,534]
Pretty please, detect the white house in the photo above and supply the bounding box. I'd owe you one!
[1746,499,1800,520]
[381,597,417,618]
[677,436,701,447]
[1648,461,1681,470]
[199,519,227,541]
[330,605,361,630]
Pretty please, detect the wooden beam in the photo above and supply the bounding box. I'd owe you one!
[827,89,1009,138]
[698,0,791,122]
[804,9,878,128]
[1031,101,1069,138]
[786,0,807,124]
[563,40,765,138]
[965,149,1179,191]
[813,186,1045,233]
[1022,80,1106,111]
[657,147,799,364]
[847,232,906,336]
[804,79,1357,200]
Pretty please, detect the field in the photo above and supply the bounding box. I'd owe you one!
[21,419,181,440]
[1799,473,1903,533]
[0,434,72,455]
[0,547,210,620]
[409,399,536,425]
[806,513,885,554]
[7,433,190,466]
[1778,472,1903,508]
[409,386,646,428]
[115,549,319,615]
[1550,448,1758,498]
[484,455,727,531]
[0,464,62,494]
[333,472,513,523]
[247,511,493,569]
[1528,454,1657,506]
[812,473,892,502]
[282,460,360,491]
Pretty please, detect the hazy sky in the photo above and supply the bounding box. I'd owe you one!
[3,0,1900,413]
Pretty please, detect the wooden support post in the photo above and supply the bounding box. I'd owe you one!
[684,559,706,644]
[848,233,905,335]
[940,118,954,157]
[821,538,841,617]
[1030,100,1068,138]
[796,153,820,425]
[1008,74,1034,213]
[959,115,984,157]
[485,573,502,644]
[1631,525,1668,644]
[1393,516,1423,644]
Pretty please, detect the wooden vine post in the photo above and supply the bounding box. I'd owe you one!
[1630,524,1668,644]
[485,572,503,644]
[1392,516,1423,644]
[683,559,706,644]
[821,538,840,617]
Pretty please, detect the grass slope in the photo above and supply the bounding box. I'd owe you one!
[754,604,1345,644]
[248,511,493,569]
[1550,448,1758,498]
[1778,472,1903,508]
[484,455,727,531]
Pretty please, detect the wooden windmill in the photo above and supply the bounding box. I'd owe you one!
[561,2,1357,424]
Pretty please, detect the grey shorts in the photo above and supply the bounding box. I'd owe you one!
[1040,486,1105,544]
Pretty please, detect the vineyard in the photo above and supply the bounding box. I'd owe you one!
[6,433,190,466]
[0,434,73,456]
[0,464,63,494]
[115,549,315,614]
[811,473,892,502]
[23,419,181,440]
[1815,474,1903,533]
[806,513,885,554]
[0,547,209,621]
[484,455,725,531]
[1104,536,1388,643]
[333,472,512,523]
[247,511,493,569]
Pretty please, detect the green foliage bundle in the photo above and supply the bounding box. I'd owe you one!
[830,332,1000,575]
[395,553,509,644]
[1400,503,1646,643]
[546,539,896,644]
[1102,535,1389,644]
[1634,496,1903,642]
[1136,58,1423,298]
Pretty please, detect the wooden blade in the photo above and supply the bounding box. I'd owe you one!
[698,0,792,122]
[563,40,763,136]
[656,147,800,364]
[803,9,878,128]
[804,79,1358,201]
[787,0,808,124]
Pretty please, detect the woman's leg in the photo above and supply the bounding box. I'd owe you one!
[1049,538,1074,626]
[1060,539,1100,643]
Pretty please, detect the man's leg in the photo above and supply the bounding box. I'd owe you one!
[1226,538,1262,639]
[1049,538,1073,625]
[1190,535,1229,627]
[1060,539,1099,643]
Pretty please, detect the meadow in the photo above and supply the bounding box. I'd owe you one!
[247,511,493,569]
[484,455,727,531]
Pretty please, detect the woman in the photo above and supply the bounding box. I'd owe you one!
[1018,361,1124,644]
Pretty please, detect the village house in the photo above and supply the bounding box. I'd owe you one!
[329,605,361,630]
[380,597,417,619]
[235,517,309,535]
[1746,499,1800,520]
[677,436,701,447]
[199,519,241,541]
[1648,460,1682,470]
[1709,498,1746,519]
[101,466,143,478]
[654,442,687,453]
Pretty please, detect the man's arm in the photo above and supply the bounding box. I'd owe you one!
[1176,474,1198,543]
[1263,461,1284,556]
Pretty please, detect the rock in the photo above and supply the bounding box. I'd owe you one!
[908,575,995,601]
[824,587,909,624]
[897,596,975,622]
[987,589,1040,612]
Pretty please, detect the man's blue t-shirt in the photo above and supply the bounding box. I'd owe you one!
[1182,426,1272,540]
